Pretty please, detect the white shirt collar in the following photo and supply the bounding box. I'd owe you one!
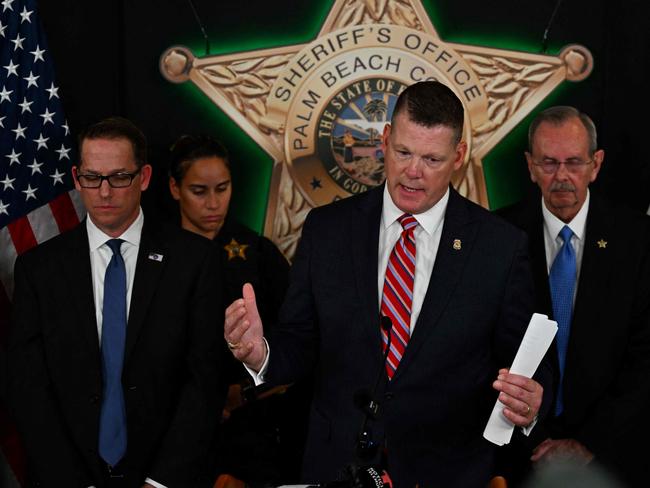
[86,207,144,251]
[541,190,590,241]
[381,184,449,236]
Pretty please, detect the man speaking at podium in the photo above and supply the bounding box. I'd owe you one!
[225,81,550,487]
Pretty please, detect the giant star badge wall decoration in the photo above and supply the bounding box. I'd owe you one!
[161,0,592,258]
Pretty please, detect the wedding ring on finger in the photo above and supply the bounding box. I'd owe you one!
[227,341,241,350]
[525,404,531,415]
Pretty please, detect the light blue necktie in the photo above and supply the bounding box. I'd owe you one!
[98,239,128,466]
[549,225,576,417]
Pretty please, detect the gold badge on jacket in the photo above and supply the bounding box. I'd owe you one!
[224,238,249,261]
[161,0,593,259]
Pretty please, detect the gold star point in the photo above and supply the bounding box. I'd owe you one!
[597,239,607,249]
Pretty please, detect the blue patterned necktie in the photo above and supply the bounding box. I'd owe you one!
[99,239,128,466]
[549,225,576,417]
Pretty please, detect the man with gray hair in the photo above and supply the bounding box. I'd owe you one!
[498,106,650,487]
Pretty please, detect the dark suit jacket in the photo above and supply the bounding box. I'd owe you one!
[498,192,650,486]
[265,186,550,488]
[7,218,225,488]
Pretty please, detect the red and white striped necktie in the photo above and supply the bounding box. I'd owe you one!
[380,213,417,379]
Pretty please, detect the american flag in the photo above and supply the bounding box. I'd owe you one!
[1,0,85,485]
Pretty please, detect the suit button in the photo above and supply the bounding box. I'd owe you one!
[89,394,100,405]
[384,392,394,401]
[128,385,137,391]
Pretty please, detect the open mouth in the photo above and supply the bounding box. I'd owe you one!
[401,184,420,193]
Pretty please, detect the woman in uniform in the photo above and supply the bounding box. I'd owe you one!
[168,135,308,486]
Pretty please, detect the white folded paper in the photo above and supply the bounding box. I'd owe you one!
[483,313,558,446]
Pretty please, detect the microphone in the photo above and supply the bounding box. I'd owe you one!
[319,317,394,488]
[355,316,392,461]
[540,0,564,53]
[186,0,211,55]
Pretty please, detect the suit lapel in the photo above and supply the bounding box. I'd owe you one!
[526,203,553,315]
[571,196,615,347]
[124,220,168,363]
[351,187,384,354]
[394,189,477,381]
[62,223,102,358]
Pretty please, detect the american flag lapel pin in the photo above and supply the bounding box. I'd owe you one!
[148,252,163,262]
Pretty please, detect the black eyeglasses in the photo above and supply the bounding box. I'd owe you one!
[77,169,141,188]
[531,158,593,174]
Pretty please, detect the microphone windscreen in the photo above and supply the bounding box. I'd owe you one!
[358,466,393,487]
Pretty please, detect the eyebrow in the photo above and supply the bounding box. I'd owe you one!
[394,143,443,160]
[541,155,584,161]
[188,179,231,189]
[79,167,132,174]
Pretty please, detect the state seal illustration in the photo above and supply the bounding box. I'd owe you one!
[161,0,592,258]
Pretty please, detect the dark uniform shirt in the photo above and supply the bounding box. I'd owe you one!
[214,218,309,486]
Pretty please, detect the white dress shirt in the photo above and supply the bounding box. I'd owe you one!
[86,209,166,488]
[377,185,448,331]
[541,191,590,305]
[87,209,142,342]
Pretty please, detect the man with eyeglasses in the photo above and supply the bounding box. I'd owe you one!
[497,106,650,487]
[8,117,225,488]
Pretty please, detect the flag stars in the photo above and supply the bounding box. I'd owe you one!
[4,60,19,78]
[27,159,44,175]
[12,122,27,140]
[11,33,25,51]
[62,121,70,135]
[19,6,33,23]
[0,200,9,216]
[0,85,12,103]
[50,169,65,186]
[22,184,38,201]
[55,144,71,160]
[1,0,14,13]
[0,115,5,128]
[40,108,55,124]
[45,82,60,100]
[0,20,6,37]
[31,45,46,63]
[19,96,33,113]
[33,133,49,150]
[6,149,21,165]
[24,71,39,88]
[1,174,15,191]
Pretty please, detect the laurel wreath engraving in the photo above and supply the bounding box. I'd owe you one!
[332,0,422,30]
[452,158,476,203]
[464,54,556,142]
[199,54,293,130]
[274,170,312,257]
